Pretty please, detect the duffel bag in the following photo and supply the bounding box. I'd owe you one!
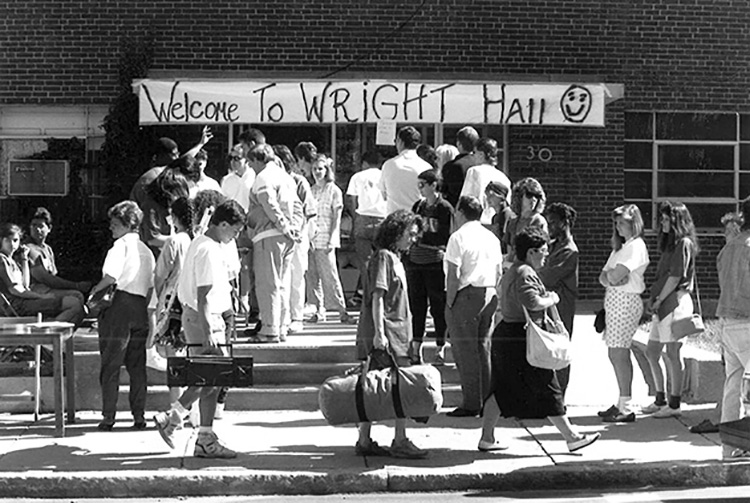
[318,350,443,426]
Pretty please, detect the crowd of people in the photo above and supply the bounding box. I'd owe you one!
[4,122,746,462]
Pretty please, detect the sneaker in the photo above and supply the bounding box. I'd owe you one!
[641,402,665,414]
[390,438,428,459]
[567,432,601,453]
[288,321,304,334]
[194,432,237,459]
[354,440,390,457]
[602,412,635,423]
[597,405,620,418]
[340,313,356,324]
[653,405,681,418]
[308,313,323,323]
[153,411,180,449]
[214,403,225,420]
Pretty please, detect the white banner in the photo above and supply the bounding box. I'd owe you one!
[135,80,607,127]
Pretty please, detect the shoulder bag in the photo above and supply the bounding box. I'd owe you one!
[524,304,572,370]
[671,266,705,339]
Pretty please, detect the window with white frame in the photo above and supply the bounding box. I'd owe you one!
[624,112,750,231]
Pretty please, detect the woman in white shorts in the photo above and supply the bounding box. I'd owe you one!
[642,202,698,419]
[598,204,649,423]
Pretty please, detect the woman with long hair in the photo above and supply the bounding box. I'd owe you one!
[308,154,355,324]
[597,204,650,423]
[642,202,698,418]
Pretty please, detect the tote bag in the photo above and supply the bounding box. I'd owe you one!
[524,305,572,371]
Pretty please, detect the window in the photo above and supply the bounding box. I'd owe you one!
[624,112,749,230]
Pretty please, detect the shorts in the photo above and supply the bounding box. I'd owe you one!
[649,290,693,343]
[181,305,227,355]
[603,288,644,348]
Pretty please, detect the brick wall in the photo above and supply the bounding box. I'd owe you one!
[3,0,750,300]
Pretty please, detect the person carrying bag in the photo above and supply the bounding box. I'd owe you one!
[524,304,572,371]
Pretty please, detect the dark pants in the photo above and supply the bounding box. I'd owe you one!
[405,261,447,346]
[445,286,497,412]
[98,291,148,422]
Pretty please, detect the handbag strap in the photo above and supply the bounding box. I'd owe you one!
[692,256,703,316]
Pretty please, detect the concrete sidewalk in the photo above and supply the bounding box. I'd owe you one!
[0,309,743,498]
[0,404,746,498]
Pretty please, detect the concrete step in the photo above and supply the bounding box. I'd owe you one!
[81,383,465,413]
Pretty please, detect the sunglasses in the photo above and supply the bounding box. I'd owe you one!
[229,155,243,162]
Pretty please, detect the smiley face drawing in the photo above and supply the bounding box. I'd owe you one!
[560,85,592,123]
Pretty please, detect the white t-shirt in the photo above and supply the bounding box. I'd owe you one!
[603,236,650,294]
[178,234,233,314]
[190,174,222,198]
[379,150,431,215]
[444,221,503,290]
[346,168,387,218]
[221,168,256,212]
[460,164,511,224]
[102,232,155,297]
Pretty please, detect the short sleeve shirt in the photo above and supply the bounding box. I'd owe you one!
[102,232,155,297]
[311,182,343,249]
[444,221,503,290]
[178,234,233,314]
[154,231,191,296]
[603,236,650,294]
[346,168,387,218]
[221,169,255,212]
[356,249,412,360]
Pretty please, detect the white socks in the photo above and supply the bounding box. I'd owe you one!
[618,396,632,414]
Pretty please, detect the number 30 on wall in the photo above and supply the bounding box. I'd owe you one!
[526,146,553,162]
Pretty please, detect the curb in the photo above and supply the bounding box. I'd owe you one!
[1,462,750,498]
